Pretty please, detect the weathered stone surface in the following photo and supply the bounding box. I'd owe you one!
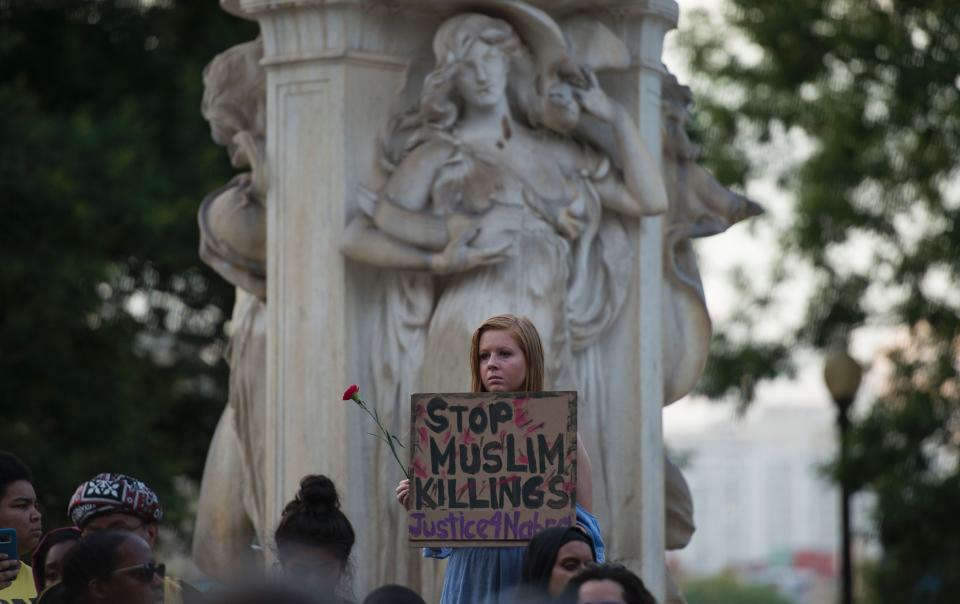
[193,3,762,602]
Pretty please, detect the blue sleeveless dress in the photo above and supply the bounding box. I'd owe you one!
[424,504,605,604]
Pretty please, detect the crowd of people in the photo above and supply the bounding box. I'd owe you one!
[1,315,658,604]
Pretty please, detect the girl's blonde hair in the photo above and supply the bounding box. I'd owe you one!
[470,314,545,392]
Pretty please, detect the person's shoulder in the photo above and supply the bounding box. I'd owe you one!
[163,575,185,604]
[2,562,38,601]
[164,575,207,604]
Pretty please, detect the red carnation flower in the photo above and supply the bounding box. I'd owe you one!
[339,384,410,480]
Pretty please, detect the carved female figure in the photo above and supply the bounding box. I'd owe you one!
[341,11,667,397]
[192,37,268,579]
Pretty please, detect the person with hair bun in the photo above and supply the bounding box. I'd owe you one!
[39,531,164,604]
[275,475,356,601]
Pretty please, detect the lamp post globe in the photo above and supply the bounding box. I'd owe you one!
[824,347,863,413]
[824,345,862,604]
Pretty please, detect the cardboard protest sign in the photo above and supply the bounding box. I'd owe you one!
[407,391,577,547]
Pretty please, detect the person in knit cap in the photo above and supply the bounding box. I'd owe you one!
[68,474,162,543]
[68,473,199,604]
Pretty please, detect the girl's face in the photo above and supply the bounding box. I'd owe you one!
[547,540,594,597]
[279,543,344,593]
[43,539,79,590]
[456,40,509,110]
[478,329,527,392]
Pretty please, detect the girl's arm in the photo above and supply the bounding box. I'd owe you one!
[577,431,593,513]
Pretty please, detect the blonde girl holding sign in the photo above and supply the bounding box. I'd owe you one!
[396,314,604,604]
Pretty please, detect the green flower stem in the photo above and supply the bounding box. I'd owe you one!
[353,395,411,480]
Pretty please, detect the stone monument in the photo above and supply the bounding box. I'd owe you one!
[193,1,762,602]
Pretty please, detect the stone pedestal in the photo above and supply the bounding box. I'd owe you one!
[229,1,679,600]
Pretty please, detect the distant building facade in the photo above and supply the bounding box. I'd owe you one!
[666,400,849,602]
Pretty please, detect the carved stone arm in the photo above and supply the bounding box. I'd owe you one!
[569,73,668,217]
[366,194,450,252]
[341,212,511,275]
[605,103,669,216]
[380,139,455,212]
[341,214,435,270]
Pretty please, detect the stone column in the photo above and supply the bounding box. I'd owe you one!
[595,3,678,601]
[229,0,424,568]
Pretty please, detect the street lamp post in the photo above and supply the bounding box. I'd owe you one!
[824,346,863,604]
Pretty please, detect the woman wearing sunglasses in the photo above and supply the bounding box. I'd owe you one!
[38,531,164,604]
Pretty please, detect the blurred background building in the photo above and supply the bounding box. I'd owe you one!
[664,359,880,604]
[667,401,838,577]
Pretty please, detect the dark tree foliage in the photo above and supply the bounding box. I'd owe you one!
[838,325,960,602]
[0,0,256,531]
[676,1,960,601]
